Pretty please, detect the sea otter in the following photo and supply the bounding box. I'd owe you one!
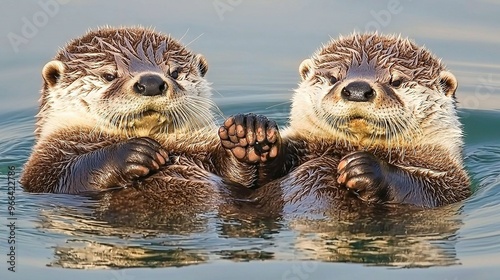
[20,26,277,205]
[220,33,471,213]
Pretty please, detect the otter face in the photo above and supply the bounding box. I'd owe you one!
[39,27,214,137]
[291,33,462,151]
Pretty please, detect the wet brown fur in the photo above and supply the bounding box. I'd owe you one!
[251,33,471,214]
[21,27,258,208]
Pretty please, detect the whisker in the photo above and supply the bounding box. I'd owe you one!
[212,88,225,98]
[184,33,204,48]
[178,28,190,42]
[265,101,293,110]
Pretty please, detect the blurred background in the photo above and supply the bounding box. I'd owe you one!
[1,0,500,112]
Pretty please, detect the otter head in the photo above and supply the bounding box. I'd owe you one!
[290,33,463,153]
[38,26,214,138]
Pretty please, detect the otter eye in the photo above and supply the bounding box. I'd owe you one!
[170,70,179,80]
[390,76,403,88]
[103,73,116,82]
[329,76,338,85]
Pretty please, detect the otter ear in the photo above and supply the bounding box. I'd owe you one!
[42,60,65,88]
[439,70,458,97]
[299,59,314,81]
[195,54,208,77]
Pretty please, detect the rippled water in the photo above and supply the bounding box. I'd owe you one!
[1,1,500,279]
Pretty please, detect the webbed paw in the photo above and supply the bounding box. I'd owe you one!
[112,137,169,181]
[337,151,392,203]
[219,113,281,164]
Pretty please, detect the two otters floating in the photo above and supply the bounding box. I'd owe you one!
[21,27,470,214]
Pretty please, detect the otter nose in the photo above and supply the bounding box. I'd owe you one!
[133,74,167,96]
[341,81,375,102]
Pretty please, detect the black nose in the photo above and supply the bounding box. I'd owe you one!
[133,74,167,96]
[341,81,375,102]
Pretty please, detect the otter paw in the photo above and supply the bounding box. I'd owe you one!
[114,137,169,180]
[337,151,390,202]
[219,113,281,164]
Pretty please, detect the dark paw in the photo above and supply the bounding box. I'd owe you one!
[337,151,389,202]
[219,113,281,164]
[114,137,169,180]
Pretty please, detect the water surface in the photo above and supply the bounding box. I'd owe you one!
[1,1,500,279]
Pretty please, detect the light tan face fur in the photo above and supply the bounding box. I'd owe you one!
[37,27,214,139]
[288,33,463,155]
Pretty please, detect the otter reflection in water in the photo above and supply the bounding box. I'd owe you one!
[37,191,463,269]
